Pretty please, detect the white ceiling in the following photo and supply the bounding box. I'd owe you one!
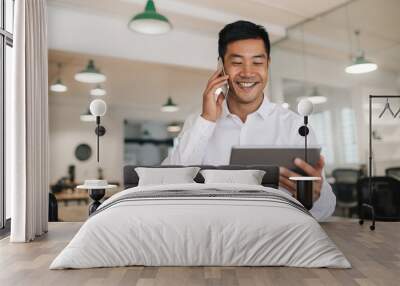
[47,0,350,41]
[47,0,400,122]
[277,0,400,73]
[47,0,400,73]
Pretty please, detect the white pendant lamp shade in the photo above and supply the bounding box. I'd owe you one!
[50,79,67,93]
[306,95,327,104]
[129,18,171,35]
[90,99,107,117]
[167,122,181,133]
[75,60,106,83]
[345,30,378,75]
[345,55,378,74]
[80,109,96,122]
[90,85,106,96]
[128,0,172,35]
[161,97,179,112]
[298,88,327,105]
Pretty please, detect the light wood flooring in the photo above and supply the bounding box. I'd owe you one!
[0,220,399,286]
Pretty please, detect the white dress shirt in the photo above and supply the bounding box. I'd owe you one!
[163,97,336,221]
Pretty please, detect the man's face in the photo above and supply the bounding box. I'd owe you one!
[223,38,269,104]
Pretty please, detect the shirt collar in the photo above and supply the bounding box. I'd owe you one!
[222,95,276,120]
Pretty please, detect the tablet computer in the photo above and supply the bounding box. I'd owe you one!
[229,145,321,175]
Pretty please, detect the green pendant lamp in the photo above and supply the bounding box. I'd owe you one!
[75,59,106,83]
[90,84,106,96]
[50,63,68,93]
[345,30,377,74]
[161,97,179,112]
[128,0,172,35]
[345,53,378,74]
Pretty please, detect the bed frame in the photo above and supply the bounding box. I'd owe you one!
[123,165,280,189]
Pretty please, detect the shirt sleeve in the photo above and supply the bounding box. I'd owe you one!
[162,114,216,165]
[309,171,336,221]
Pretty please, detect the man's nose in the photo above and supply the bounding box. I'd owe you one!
[239,64,255,77]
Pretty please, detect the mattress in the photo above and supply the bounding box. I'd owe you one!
[50,183,350,269]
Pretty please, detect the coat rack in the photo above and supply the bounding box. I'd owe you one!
[359,95,400,230]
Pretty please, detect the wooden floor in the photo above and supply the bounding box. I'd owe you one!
[0,220,399,286]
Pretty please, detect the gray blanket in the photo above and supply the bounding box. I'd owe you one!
[92,189,311,217]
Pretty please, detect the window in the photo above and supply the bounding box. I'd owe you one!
[310,111,334,165]
[341,108,358,164]
[1,0,14,230]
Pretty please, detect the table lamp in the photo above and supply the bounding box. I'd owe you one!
[289,99,321,210]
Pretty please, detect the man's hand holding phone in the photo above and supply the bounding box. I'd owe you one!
[201,64,229,122]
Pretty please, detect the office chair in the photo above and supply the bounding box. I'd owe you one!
[357,176,400,222]
[332,168,362,217]
[385,167,400,181]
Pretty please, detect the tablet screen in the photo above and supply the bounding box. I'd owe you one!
[229,146,321,175]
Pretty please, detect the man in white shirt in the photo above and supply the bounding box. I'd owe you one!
[163,21,336,221]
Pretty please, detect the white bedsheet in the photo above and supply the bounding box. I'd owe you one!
[50,183,350,269]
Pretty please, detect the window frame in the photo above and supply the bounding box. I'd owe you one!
[0,0,14,232]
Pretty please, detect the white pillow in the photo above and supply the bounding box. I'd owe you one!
[135,167,201,186]
[200,169,266,185]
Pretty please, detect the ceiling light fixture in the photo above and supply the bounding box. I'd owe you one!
[80,109,96,122]
[75,59,106,83]
[50,63,68,93]
[161,97,179,112]
[167,122,181,133]
[128,0,172,35]
[50,79,68,93]
[90,84,107,96]
[345,30,377,74]
[298,87,327,105]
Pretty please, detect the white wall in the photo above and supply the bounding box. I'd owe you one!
[49,104,124,185]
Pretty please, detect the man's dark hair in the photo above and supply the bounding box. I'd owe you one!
[218,20,270,60]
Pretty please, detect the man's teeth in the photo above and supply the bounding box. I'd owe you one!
[238,82,256,88]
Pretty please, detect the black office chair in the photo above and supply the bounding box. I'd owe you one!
[332,168,362,217]
[386,167,400,181]
[357,176,400,222]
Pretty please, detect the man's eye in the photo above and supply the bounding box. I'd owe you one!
[253,62,264,65]
[232,62,242,65]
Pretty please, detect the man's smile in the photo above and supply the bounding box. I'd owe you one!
[234,80,260,91]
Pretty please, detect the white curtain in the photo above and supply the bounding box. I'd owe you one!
[8,0,49,242]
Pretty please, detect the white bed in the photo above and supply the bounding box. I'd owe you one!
[50,183,350,269]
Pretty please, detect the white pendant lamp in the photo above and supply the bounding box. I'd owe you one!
[128,0,172,35]
[345,30,377,74]
[50,63,68,93]
[298,87,327,105]
[161,97,179,112]
[75,59,106,83]
[345,53,378,74]
[167,122,181,133]
[307,87,327,104]
[50,79,68,93]
[80,109,96,122]
[90,84,106,96]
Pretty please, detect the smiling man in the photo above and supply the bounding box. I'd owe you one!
[163,21,336,221]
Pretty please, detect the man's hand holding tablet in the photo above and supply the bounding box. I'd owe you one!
[279,155,325,202]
